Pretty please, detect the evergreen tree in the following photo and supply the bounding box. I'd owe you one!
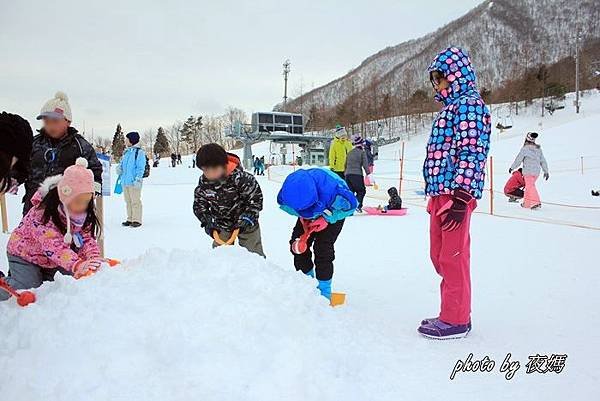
[153,127,171,157]
[181,115,203,152]
[111,123,126,161]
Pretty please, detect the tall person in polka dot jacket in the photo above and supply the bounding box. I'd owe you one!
[418,47,491,339]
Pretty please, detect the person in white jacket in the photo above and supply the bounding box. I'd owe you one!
[509,132,549,209]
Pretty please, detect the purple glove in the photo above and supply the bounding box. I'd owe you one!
[436,189,473,232]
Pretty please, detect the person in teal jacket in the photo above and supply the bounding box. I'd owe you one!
[117,132,146,228]
[277,168,357,300]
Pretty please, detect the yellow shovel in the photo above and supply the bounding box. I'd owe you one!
[330,292,346,307]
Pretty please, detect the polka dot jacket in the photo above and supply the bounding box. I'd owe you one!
[423,47,491,200]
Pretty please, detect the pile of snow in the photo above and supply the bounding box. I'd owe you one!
[0,247,403,401]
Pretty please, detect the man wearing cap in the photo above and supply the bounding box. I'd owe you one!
[23,91,102,214]
[117,132,146,228]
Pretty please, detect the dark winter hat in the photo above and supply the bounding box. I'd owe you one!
[388,187,399,197]
[126,131,140,145]
[351,134,364,146]
[526,132,538,143]
[0,112,34,162]
[196,143,228,169]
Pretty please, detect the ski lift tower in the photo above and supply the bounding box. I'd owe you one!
[225,111,335,168]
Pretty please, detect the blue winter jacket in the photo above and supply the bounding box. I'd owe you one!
[119,146,146,187]
[277,168,358,224]
[423,47,491,199]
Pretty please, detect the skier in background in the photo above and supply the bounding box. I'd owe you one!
[328,125,353,179]
[170,153,177,168]
[277,168,357,300]
[23,91,102,215]
[259,156,266,175]
[0,112,33,194]
[193,143,265,257]
[344,134,370,212]
[177,153,182,165]
[504,168,525,202]
[419,47,491,339]
[509,132,549,209]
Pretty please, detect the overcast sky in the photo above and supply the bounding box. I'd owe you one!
[1,0,482,138]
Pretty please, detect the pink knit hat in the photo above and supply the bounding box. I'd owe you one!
[38,157,94,244]
[58,157,95,205]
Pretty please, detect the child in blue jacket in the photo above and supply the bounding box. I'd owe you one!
[277,168,357,300]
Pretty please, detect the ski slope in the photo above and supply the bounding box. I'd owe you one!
[1,92,599,400]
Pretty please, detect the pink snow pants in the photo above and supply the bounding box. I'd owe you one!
[523,175,541,208]
[428,195,476,325]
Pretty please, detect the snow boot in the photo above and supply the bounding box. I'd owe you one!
[421,317,471,331]
[121,221,132,227]
[130,222,142,228]
[317,279,332,300]
[508,196,519,203]
[417,318,471,339]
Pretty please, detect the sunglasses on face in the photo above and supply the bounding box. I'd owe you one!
[429,70,445,87]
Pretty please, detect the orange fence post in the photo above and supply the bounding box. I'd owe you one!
[398,141,405,195]
[489,156,494,215]
[580,156,584,175]
[292,144,296,171]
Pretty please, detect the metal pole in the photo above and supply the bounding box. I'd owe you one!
[283,59,291,111]
[581,156,584,175]
[398,141,405,195]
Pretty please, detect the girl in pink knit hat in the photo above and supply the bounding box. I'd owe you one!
[0,158,104,301]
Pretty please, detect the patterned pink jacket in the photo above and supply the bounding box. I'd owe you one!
[7,191,99,272]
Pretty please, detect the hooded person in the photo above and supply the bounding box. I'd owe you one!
[504,168,525,202]
[117,131,147,227]
[328,125,353,179]
[418,47,491,339]
[23,91,102,215]
[509,132,549,209]
[0,112,34,192]
[344,134,370,212]
[0,158,104,301]
[193,143,265,257]
[277,168,357,300]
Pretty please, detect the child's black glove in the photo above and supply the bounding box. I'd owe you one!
[198,214,217,237]
[437,188,473,232]
[236,214,256,233]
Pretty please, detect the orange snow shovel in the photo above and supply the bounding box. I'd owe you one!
[76,258,121,279]
[0,278,36,307]
[213,229,240,246]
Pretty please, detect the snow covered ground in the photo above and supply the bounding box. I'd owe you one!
[1,92,599,400]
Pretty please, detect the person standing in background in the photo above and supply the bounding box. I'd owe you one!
[344,134,370,213]
[118,132,146,228]
[328,125,352,179]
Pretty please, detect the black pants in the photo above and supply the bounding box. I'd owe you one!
[290,218,345,281]
[345,174,366,208]
[333,171,345,180]
[505,188,524,198]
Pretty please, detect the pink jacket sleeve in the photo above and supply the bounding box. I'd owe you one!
[35,225,81,272]
[79,230,100,260]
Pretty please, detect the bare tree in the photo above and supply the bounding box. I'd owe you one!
[140,128,155,156]
[166,121,183,155]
